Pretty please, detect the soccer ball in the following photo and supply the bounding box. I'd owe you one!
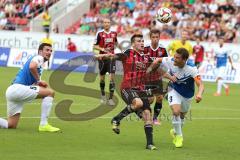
[156,7,172,23]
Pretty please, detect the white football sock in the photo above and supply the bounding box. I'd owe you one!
[40,97,53,126]
[172,115,182,136]
[181,118,185,128]
[0,118,8,128]
[221,80,227,88]
[217,80,223,94]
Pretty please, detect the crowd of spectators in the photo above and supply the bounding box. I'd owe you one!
[75,0,240,43]
[0,0,58,30]
[1,0,240,43]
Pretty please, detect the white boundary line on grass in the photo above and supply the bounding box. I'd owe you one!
[1,116,240,120]
[0,103,240,112]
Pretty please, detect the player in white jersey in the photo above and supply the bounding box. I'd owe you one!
[213,38,235,96]
[147,48,204,148]
[0,43,60,132]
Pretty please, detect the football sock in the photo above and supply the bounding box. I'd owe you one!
[0,118,8,128]
[221,80,227,88]
[217,80,223,94]
[40,97,53,126]
[181,118,185,128]
[109,81,115,99]
[172,115,182,136]
[100,80,105,96]
[144,124,153,145]
[113,105,134,121]
[153,102,162,120]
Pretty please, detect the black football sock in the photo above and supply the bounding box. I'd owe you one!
[109,81,115,99]
[144,124,153,145]
[100,80,105,96]
[113,105,134,122]
[153,102,162,120]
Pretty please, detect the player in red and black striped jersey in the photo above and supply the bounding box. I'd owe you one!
[93,18,120,106]
[94,34,157,150]
[144,29,168,125]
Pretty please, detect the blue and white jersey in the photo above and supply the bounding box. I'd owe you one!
[162,57,199,98]
[12,55,44,85]
[215,45,229,68]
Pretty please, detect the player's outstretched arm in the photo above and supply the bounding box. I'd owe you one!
[194,75,204,103]
[94,53,126,61]
[163,72,177,83]
[146,58,163,74]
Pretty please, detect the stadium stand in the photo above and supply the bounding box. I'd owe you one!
[64,0,240,43]
[0,0,59,31]
[1,0,240,43]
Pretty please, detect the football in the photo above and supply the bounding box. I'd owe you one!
[156,7,172,23]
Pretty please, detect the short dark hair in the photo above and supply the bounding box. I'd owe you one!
[176,48,189,60]
[38,43,52,52]
[130,34,143,44]
[150,29,160,37]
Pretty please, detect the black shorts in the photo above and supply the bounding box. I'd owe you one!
[98,59,116,75]
[121,88,151,112]
[144,80,163,95]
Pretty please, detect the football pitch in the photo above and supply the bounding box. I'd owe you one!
[0,67,240,160]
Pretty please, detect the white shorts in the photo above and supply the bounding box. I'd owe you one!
[215,66,226,79]
[5,84,40,117]
[167,89,192,113]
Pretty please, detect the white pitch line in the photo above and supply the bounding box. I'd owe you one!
[1,116,240,120]
[0,103,240,112]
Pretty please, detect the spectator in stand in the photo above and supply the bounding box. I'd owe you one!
[4,0,16,18]
[67,37,77,52]
[19,0,31,18]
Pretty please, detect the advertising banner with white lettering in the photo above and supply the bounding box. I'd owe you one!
[50,51,97,72]
[2,30,240,83]
[198,43,240,83]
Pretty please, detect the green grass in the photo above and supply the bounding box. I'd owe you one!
[0,67,240,160]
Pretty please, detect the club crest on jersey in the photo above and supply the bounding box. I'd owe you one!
[158,50,163,56]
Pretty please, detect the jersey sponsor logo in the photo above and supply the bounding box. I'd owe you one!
[136,61,146,70]
[105,38,113,43]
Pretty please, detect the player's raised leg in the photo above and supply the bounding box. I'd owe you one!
[111,94,143,134]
